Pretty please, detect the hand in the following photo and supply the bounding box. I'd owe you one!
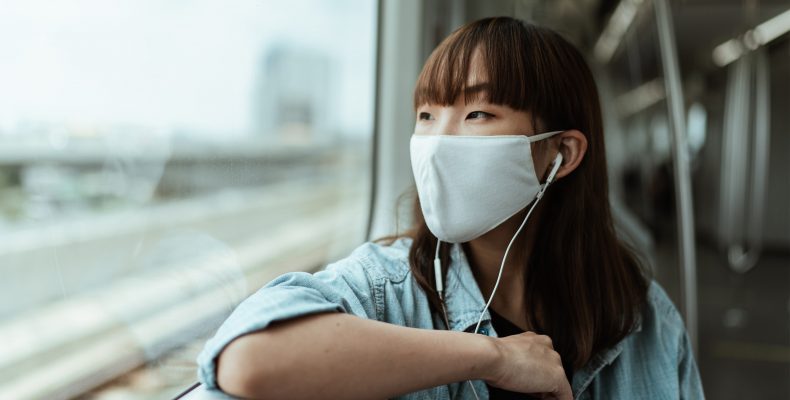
[484,331,573,400]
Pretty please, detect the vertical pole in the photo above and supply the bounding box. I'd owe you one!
[368,0,424,240]
[654,0,699,355]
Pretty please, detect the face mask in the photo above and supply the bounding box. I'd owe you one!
[409,130,563,244]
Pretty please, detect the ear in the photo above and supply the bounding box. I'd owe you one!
[554,129,587,180]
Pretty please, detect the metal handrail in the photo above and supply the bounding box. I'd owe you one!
[726,48,771,273]
[654,0,699,355]
[721,52,752,270]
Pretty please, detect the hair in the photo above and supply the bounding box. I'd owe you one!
[382,16,649,369]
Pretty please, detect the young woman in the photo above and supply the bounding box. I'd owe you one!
[197,17,704,400]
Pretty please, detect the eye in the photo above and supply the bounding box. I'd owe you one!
[466,111,493,120]
[418,112,433,121]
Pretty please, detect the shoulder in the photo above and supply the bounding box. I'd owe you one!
[329,236,414,283]
[633,280,689,354]
[593,281,702,398]
[644,280,685,330]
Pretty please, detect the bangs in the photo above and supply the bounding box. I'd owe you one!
[413,17,537,111]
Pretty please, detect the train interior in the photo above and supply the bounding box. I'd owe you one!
[0,0,787,399]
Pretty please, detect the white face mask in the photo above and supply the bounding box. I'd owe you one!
[409,130,563,243]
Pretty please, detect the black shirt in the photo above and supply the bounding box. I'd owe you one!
[485,309,573,400]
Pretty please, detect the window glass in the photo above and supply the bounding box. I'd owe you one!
[0,1,377,398]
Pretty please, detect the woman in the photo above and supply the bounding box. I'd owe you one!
[197,17,704,400]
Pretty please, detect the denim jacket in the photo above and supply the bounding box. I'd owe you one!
[198,237,705,399]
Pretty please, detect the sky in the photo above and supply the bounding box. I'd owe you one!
[0,0,377,137]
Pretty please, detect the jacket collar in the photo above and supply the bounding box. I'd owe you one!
[570,339,625,396]
[442,242,493,333]
[570,313,642,396]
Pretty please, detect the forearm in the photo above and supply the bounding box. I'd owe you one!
[216,312,497,400]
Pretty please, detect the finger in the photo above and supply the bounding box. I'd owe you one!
[537,335,554,348]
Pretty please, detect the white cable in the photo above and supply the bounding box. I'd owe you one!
[454,154,560,400]
[472,161,558,335]
[472,194,538,334]
[434,239,443,300]
[463,181,552,400]
[468,379,481,400]
[435,240,480,399]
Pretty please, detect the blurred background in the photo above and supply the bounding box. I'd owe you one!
[0,1,787,399]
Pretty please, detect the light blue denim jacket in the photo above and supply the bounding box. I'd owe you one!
[198,237,705,399]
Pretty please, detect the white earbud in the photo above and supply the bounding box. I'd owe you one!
[536,152,563,201]
[546,152,564,184]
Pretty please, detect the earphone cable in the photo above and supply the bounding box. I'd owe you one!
[472,181,550,335]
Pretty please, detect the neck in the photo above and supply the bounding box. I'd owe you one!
[462,206,542,328]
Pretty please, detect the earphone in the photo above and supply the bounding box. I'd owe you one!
[433,151,563,298]
[546,152,564,185]
[433,151,563,400]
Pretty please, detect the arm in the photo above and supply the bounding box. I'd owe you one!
[217,312,572,400]
[218,312,493,399]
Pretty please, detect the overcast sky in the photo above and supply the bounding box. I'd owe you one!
[0,0,376,137]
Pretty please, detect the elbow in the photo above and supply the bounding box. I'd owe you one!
[216,334,278,399]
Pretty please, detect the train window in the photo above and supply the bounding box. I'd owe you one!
[0,1,377,399]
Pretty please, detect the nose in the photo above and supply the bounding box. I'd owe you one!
[434,117,460,135]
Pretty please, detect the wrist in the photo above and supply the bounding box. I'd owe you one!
[469,333,502,381]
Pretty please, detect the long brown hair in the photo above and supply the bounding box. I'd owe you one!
[386,17,649,370]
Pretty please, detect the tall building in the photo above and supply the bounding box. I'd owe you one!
[253,44,334,144]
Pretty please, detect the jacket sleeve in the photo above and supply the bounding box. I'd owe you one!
[678,325,705,399]
[196,255,378,391]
